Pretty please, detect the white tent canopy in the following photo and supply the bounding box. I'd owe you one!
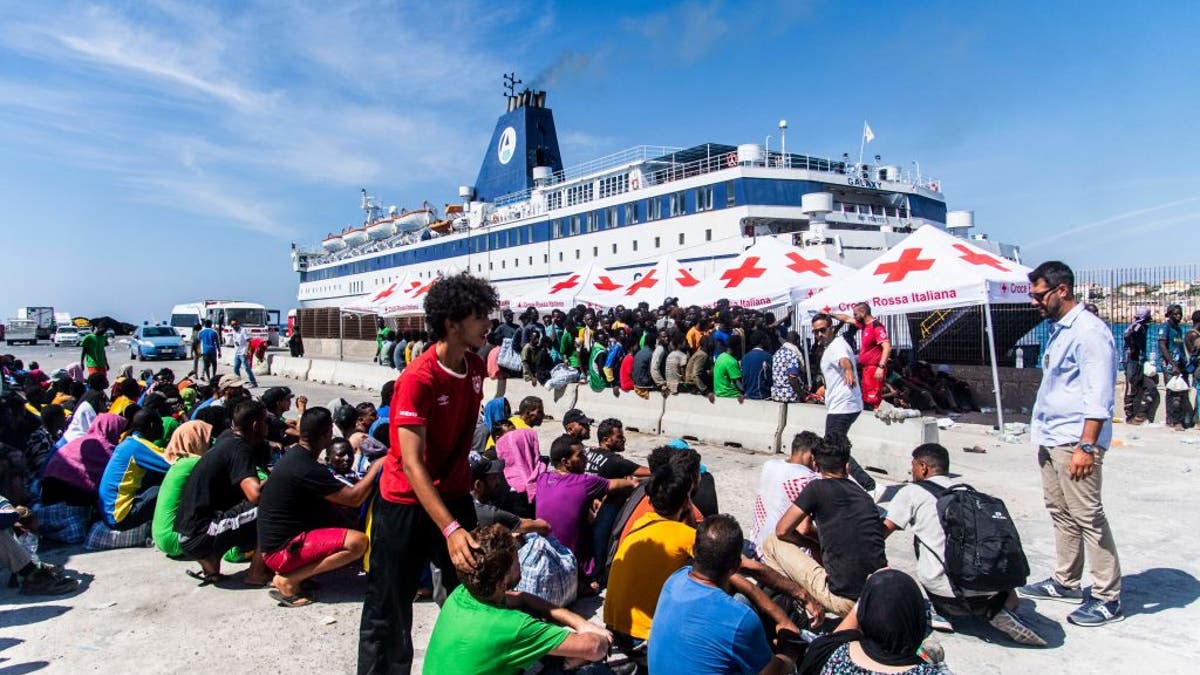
[799,225,1032,316]
[508,262,626,312]
[799,225,1033,430]
[677,237,854,310]
[342,276,425,316]
[575,257,703,309]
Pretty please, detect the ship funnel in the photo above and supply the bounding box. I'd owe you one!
[947,210,975,232]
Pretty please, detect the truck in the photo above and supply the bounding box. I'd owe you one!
[17,306,56,340]
[4,318,37,346]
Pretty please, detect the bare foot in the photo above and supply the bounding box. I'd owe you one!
[272,574,300,597]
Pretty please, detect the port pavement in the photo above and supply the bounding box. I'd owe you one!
[2,342,1198,673]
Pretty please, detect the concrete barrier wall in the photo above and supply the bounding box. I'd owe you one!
[332,362,396,391]
[778,404,937,479]
[575,386,664,435]
[660,396,784,453]
[308,359,337,385]
[270,356,311,380]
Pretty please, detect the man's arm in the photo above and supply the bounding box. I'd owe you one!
[881,518,901,538]
[398,426,479,571]
[506,590,612,661]
[728,573,799,638]
[239,476,262,504]
[738,555,824,627]
[515,518,552,535]
[774,504,816,549]
[878,338,892,371]
[838,357,857,388]
[1159,334,1176,370]
[605,477,639,494]
[326,458,383,507]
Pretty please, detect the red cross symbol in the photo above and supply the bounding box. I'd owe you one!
[371,283,397,302]
[874,248,935,283]
[719,256,767,288]
[411,280,435,298]
[1001,283,1008,293]
[593,276,622,292]
[625,269,659,296]
[784,253,830,277]
[806,289,815,298]
[550,274,581,294]
[952,244,1009,271]
[675,268,700,288]
[406,280,421,293]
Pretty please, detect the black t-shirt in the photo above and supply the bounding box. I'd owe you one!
[265,413,290,445]
[176,435,260,539]
[792,477,887,599]
[585,448,639,479]
[632,347,655,388]
[474,499,521,531]
[257,447,346,553]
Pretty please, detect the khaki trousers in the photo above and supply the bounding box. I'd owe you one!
[1038,445,1122,602]
[760,534,856,616]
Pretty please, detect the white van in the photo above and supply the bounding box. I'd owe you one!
[5,319,37,346]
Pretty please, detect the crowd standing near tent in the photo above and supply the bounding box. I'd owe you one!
[0,229,1132,673]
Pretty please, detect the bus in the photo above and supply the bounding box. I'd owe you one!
[170,300,281,347]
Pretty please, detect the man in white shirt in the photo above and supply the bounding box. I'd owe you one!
[884,443,1047,646]
[812,313,874,491]
[230,319,258,388]
[749,431,820,556]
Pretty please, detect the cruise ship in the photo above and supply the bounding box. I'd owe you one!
[291,81,1018,308]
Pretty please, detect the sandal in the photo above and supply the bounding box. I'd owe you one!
[269,588,314,608]
[186,569,224,586]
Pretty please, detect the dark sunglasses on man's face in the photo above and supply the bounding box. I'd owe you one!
[812,325,831,334]
[1029,286,1060,303]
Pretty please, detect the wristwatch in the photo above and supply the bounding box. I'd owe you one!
[1078,443,1096,455]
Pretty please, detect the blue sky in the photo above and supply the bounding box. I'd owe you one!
[1,0,1197,321]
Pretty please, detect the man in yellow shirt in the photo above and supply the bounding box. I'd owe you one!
[507,395,545,430]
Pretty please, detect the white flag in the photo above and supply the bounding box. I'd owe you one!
[862,121,875,143]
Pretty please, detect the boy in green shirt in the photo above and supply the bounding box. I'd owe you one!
[423,524,611,674]
[712,334,745,400]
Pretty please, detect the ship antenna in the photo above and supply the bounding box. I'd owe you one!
[502,72,522,97]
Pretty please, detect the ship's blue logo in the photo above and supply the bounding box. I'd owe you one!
[497,126,517,165]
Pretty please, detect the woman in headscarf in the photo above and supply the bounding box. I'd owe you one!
[66,363,85,383]
[494,428,545,513]
[473,396,512,454]
[154,421,214,557]
[42,413,127,506]
[61,374,110,445]
[799,569,941,674]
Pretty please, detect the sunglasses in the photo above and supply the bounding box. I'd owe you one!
[812,325,832,333]
[1029,286,1061,303]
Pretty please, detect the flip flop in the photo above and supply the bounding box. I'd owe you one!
[186,569,224,586]
[269,588,314,608]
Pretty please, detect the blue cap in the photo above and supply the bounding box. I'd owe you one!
[666,438,708,473]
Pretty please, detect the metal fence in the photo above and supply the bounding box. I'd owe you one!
[295,308,426,341]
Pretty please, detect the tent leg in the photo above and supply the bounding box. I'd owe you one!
[338,311,345,362]
[983,302,1004,431]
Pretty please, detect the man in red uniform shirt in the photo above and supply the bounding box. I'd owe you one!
[833,302,891,408]
[357,273,499,674]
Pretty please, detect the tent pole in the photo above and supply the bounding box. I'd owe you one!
[983,301,1004,431]
[338,311,345,362]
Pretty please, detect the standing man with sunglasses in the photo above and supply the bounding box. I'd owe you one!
[1018,260,1122,627]
[810,313,875,491]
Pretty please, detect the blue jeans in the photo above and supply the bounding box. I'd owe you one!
[233,354,257,386]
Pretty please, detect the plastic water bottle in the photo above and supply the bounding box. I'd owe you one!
[1015,348,1025,369]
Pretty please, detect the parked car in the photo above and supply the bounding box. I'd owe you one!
[4,319,37,346]
[130,325,186,361]
[52,326,82,347]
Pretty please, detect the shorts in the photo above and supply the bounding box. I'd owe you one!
[263,528,349,575]
[202,352,218,368]
[87,366,107,377]
[178,500,258,560]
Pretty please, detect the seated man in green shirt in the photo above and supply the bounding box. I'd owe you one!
[423,524,612,675]
[712,334,745,400]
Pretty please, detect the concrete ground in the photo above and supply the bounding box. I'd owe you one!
[2,343,1199,673]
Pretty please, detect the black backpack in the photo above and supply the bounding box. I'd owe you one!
[915,482,1030,594]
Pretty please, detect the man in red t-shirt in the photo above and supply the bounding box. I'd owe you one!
[357,273,499,675]
[833,302,891,408]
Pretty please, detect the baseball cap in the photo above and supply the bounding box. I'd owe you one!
[220,377,248,390]
[333,404,358,428]
[471,456,506,481]
[261,386,293,407]
[562,408,595,428]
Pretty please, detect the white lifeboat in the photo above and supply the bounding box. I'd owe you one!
[367,218,396,240]
[322,233,346,251]
[396,208,436,233]
[342,226,368,247]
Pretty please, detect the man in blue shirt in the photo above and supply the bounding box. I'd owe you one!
[197,320,221,380]
[648,515,801,675]
[740,331,774,400]
[1018,260,1122,627]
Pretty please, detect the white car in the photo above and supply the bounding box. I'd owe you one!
[53,326,82,347]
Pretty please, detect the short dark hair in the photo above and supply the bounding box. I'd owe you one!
[692,514,743,579]
[355,402,377,418]
[231,399,267,432]
[790,430,821,455]
[204,319,213,327]
[647,463,691,516]
[424,273,499,340]
[87,372,109,392]
[194,405,230,436]
[647,445,676,473]
[855,302,872,315]
[814,435,850,473]
[325,438,353,461]
[380,380,395,408]
[299,406,333,440]
[811,312,833,327]
[518,396,543,415]
[549,434,582,466]
[119,377,141,399]
[596,418,623,444]
[460,524,517,598]
[668,447,701,482]
[1027,260,1074,293]
[912,442,949,474]
[130,409,163,440]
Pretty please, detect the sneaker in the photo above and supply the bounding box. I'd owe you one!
[1067,599,1124,627]
[1017,577,1084,603]
[989,608,1048,646]
[929,606,954,633]
[20,567,78,596]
